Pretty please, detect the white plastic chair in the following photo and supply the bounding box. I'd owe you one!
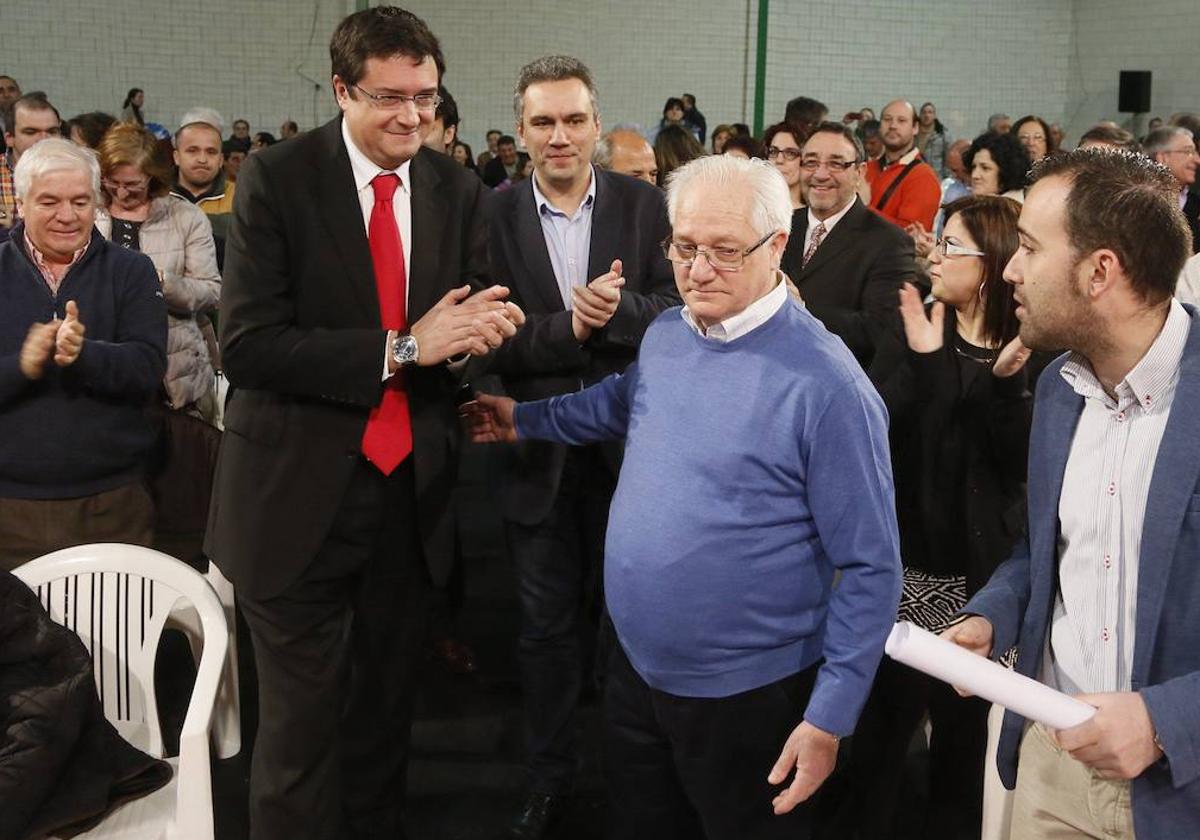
[13,544,227,840]
[168,560,241,759]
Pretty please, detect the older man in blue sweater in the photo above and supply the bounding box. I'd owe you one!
[465,155,901,839]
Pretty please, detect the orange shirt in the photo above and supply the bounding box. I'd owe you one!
[865,148,941,232]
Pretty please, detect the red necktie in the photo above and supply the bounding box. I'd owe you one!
[361,172,413,474]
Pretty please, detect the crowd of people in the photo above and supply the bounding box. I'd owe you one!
[2,5,1200,840]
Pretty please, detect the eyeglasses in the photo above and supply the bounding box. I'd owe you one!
[766,146,802,162]
[350,85,442,112]
[661,231,774,271]
[799,157,859,173]
[1019,134,1046,143]
[935,238,985,258]
[102,178,149,196]
[1161,146,1199,158]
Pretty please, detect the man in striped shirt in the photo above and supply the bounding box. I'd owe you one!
[945,148,1200,839]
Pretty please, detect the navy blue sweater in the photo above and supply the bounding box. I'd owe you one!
[0,225,167,499]
[516,301,902,737]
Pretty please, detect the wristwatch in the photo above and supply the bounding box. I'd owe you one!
[391,333,420,368]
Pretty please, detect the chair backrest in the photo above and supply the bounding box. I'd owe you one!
[12,543,227,759]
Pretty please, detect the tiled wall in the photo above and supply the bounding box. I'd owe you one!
[1065,0,1198,143]
[1,0,351,137]
[0,0,1190,153]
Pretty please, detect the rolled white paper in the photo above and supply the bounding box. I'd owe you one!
[885,621,1095,730]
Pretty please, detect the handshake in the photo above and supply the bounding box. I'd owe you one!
[20,300,86,380]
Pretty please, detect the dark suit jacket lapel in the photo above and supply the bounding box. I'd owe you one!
[314,119,379,324]
[799,198,866,280]
[1133,311,1200,682]
[588,169,619,279]
[513,179,566,313]
[407,151,448,323]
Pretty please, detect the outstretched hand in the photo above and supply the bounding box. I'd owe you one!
[459,392,518,443]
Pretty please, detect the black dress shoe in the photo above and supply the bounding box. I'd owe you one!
[509,792,566,839]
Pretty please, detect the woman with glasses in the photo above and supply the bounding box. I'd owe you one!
[834,195,1032,839]
[763,121,807,210]
[1013,115,1056,164]
[95,122,222,422]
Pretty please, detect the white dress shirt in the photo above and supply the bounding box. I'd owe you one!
[1045,299,1190,694]
[341,120,414,306]
[341,121,416,378]
[681,273,788,343]
[802,199,856,258]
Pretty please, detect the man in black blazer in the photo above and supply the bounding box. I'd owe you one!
[482,133,529,187]
[204,8,522,839]
[483,55,678,839]
[781,122,917,369]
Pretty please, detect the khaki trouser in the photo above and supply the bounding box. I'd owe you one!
[1010,721,1135,839]
[0,482,155,572]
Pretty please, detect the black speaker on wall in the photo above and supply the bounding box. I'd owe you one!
[1119,70,1152,113]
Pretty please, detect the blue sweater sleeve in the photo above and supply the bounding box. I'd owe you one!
[802,378,903,737]
[65,258,167,397]
[514,367,636,445]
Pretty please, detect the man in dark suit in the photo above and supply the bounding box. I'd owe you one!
[204,8,523,839]
[1146,126,1199,253]
[482,133,529,188]
[483,54,678,839]
[781,121,916,369]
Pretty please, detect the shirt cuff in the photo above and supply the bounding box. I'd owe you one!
[382,330,395,382]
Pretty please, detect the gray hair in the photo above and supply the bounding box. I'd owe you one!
[513,55,599,124]
[13,137,102,203]
[665,155,792,239]
[987,113,1011,131]
[1144,126,1194,157]
[592,127,646,168]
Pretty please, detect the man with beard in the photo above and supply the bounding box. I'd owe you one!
[945,148,1200,839]
[865,99,941,231]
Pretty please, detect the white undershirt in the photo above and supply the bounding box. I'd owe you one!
[681,274,789,343]
[803,198,857,258]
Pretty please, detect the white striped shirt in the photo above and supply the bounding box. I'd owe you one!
[1045,300,1190,695]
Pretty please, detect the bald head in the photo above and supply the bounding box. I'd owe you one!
[880,99,918,159]
[598,129,658,185]
[946,138,971,183]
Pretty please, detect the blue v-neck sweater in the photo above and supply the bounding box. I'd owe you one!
[515,301,901,737]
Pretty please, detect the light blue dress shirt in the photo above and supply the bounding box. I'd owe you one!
[531,168,597,309]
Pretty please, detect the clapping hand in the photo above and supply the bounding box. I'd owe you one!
[898,282,944,353]
[54,301,86,367]
[992,334,1032,378]
[906,221,935,260]
[407,285,525,367]
[459,392,518,443]
[572,259,625,342]
[19,320,58,380]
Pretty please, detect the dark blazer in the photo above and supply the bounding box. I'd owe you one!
[204,117,489,599]
[1183,188,1200,254]
[965,306,1200,837]
[482,152,530,188]
[484,169,678,525]
[781,198,916,368]
[871,309,1031,595]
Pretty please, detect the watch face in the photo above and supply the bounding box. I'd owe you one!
[393,335,418,365]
